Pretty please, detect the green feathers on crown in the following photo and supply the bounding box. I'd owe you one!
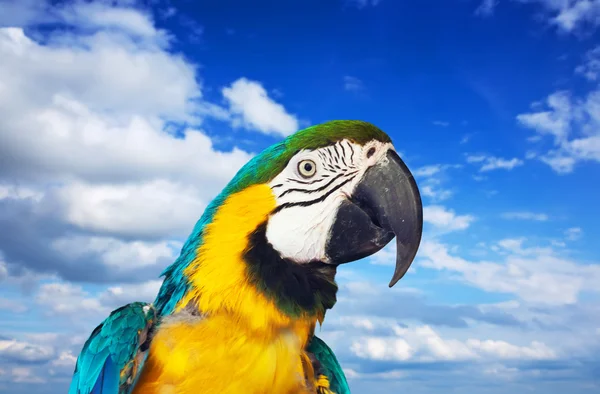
[227,120,391,196]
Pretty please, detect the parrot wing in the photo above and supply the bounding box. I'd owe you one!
[69,302,156,394]
[308,335,351,394]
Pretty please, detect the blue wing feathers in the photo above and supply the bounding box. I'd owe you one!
[69,302,155,394]
[91,357,118,394]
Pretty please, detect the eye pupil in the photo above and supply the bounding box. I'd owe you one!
[367,147,376,158]
[298,159,317,178]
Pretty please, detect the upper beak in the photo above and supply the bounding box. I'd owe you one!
[325,149,423,287]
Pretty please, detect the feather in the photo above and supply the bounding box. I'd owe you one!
[69,302,155,394]
[308,335,351,394]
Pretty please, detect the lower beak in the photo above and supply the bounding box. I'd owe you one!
[325,149,423,287]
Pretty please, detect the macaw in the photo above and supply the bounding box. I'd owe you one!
[68,120,423,394]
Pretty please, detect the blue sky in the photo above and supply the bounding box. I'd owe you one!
[0,0,599,393]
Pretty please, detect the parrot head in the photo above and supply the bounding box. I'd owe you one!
[260,121,422,288]
[156,120,422,321]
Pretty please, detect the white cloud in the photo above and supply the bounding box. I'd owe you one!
[483,363,520,379]
[50,351,77,369]
[98,280,162,307]
[34,279,162,317]
[484,1,600,32]
[432,121,450,127]
[345,0,382,9]
[460,134,473,144]
[481,157,524,171]
[517,91,573,144]
[57,1,161,39]
[565,227,583,240]
[0,339,54,362]
[0,90,251,186]
[351,337,413,361]
[540,154,578,173]
[421,185,453,201]
[350,324,555,362]
[466,154,524,172]
[466,155,487,163]
[9,367,45,384]
[35,282,106,315]
[222,77,299,136]
[414,165,446,177]
[475,0,498,16]
[0,297,27,313]
[0,0,164,41]
[0,0,49,28]
[341,368,406,380]
[496,237,554,256]
[0,184,43,201]
[0,22,254,194]
[0,27,197,121]
[419,239,600,305]
[55,180,207,239]
[0,258,42,292]
[466,338,556,360]
[22,333,60,344]
[501,212,549,221]
[575,46,600,81]
[343,76,364,92]
[423,205,475,231]
[546,0,600,32]
[517,89,600,173]
[394,325,477,361]
[412,164,460,202]
[51,235,178,269]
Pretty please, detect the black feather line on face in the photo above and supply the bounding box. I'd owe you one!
[286,177,325,185]
[278,171,356,198]
[243,222,338,317]
[339,150,347,167]
[333,144,341,164]
[324,150,334,166]
[272,176,355,214]
[339,141,347,158]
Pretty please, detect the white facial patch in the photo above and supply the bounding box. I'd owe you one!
[266,139,394,263]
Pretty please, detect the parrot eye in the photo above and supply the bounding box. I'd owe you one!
[298,159,317,178]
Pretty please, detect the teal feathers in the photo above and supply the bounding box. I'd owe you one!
[69,302,155,394]
[308,336,351,394]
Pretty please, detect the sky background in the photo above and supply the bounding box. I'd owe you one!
[0,0,599,393]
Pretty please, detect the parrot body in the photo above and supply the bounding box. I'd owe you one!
[69,121,423,394]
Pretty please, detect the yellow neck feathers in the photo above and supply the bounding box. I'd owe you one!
[175,184,318,334]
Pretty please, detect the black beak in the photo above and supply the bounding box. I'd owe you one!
[325,150,423,287]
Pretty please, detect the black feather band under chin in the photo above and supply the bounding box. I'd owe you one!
[243,222,338,317]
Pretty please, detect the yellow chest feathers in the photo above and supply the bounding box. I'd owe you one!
[132,182,330,393]
[133,313,318,394]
